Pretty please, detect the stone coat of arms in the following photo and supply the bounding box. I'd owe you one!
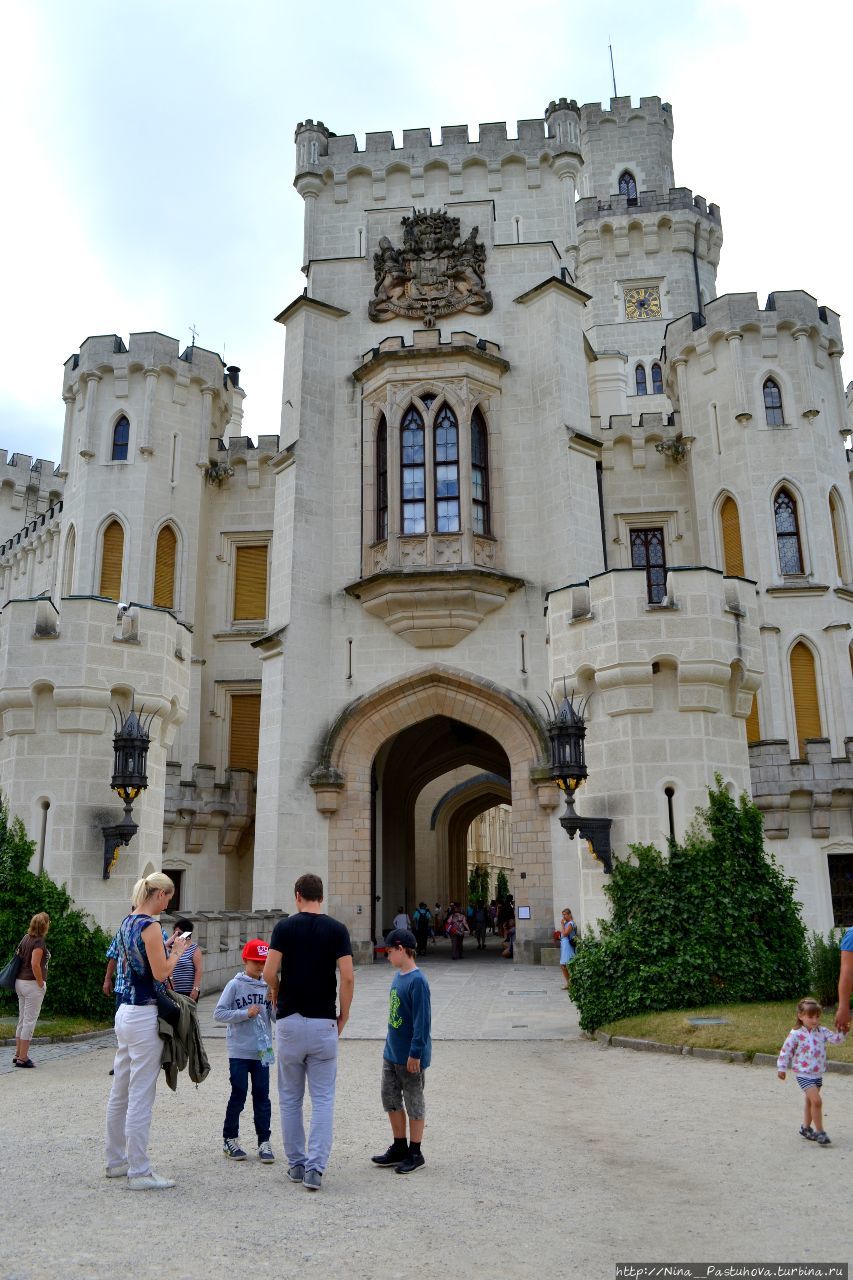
[368,210,492,327]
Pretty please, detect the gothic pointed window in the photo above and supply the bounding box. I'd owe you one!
[720,496,745,577]
[651,362,664,395]
[630,526,666,603]
[433,403,460,533]
[829,490,848,582]
[635,364,647,396]
[763,378,784,426]
[376,415,388,541]
[401,405,426,534]
[99,519,124,600]
[111,415,130,461]
[153,523,178,609]
[790,641,822,757]
[471,408,491,536]
[619,170,638,205]
[774,488,803,575]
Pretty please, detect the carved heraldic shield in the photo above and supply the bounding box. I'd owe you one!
[369,210,493,327]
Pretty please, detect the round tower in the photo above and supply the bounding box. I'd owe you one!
[545,97,583,272]
[294,119,331,269]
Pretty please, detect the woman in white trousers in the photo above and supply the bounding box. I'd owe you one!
[14,912,51,1067]
[104,873,187,1190]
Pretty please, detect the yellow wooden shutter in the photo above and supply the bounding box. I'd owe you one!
[229,693,261,772]
[153,524,177,609]
[233,545,268,621]
[720,497,745,577]
[99,520,124,600]
[745,695,761,744]
[790,641,822,757]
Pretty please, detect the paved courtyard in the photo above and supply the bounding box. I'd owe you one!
[3,947,852,1278]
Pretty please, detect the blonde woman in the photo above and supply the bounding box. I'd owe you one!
[13,912,51,1068]
[105,873,187,1189]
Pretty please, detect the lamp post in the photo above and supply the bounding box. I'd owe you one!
[544,690,613,873]
[102,701,153,879]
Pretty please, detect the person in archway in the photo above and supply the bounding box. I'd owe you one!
[446,903,470,960]
[412,903,431,957]
[392,906,411,932]
[472,902,488,951]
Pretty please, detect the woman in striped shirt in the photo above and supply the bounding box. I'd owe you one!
[168,919,203,1001]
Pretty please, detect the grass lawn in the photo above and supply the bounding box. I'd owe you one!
[600,1001,853,1061]
[0,1014,113,1039]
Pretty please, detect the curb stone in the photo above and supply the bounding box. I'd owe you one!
[595,1035,850,1069]
[0,1030,114,1047]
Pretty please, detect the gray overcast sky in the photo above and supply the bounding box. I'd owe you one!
[1,0,851,464]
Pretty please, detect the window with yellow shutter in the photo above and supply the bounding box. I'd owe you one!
[745,694,761,744]
[229,693,261,773]
[790,641,822,758]
[720,496,745,578]
[153,524,177,609]
[233,545,268,622]
[99,520,124,600]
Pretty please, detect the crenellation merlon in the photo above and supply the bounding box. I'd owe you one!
[63,331,230,391]
[580,95,673,128]
[665,291,844,354]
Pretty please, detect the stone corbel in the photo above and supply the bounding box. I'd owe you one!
[309,764,345,815]
[530,767,561,811]
[810,794,832,841]
[184,809,212,854]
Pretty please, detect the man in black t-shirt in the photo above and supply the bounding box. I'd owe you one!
[262,873,354,1191]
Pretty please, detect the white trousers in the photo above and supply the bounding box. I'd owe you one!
[105,1004,162,1177]
[15,978,46,1040]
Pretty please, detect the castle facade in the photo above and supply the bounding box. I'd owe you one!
[1,94,851,961]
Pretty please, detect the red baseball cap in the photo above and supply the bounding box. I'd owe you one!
[242,938,269,962]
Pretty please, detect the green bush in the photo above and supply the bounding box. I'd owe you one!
[495,869,509,903]
[0,799,114,1020]
[467,864,489,907]
[809,930,841,1007]
[571,780,810,1032]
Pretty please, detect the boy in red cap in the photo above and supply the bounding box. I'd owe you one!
[214,939,275,1163]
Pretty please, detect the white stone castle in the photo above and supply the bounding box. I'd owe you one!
[1,94,851,963]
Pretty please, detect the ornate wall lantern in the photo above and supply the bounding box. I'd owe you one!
[543,688,613,873]
[102,701,154,879]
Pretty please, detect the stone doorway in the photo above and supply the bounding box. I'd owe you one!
[318,666,560,963]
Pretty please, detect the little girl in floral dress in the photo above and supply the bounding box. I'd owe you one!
[777,997,846,1145]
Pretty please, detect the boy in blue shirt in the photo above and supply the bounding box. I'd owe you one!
[214,939,275,1164]
[371,927,431,1175]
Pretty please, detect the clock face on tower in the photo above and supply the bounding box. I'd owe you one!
[624,285,662,320]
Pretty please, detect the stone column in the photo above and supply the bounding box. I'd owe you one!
[80,372,101,459]
[139,368,159,456]
[197,386,215,468]
[671,357,691,437]
[58,391,75,478]
[792,327,819,419]
[725,330,752,422]
[759,625,787,742]
[552,154,582,274]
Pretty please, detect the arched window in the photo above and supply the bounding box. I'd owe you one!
[99,519,124,600]
[651,362,664,395]
[434,404,460,532]
[635,364,647,396]
[763,378,784,426]
[111,415,130,461]
[471,408,491,536]
[720,496,745,577]
[375,415,388,542]
[829,491,848,582]
[62,526,76,596]
[790,641,822,757]
[745,695,761,744]
[401,405,426,534]
[153,523,178,610]
[618,170,638,204]
[774,488,804,574]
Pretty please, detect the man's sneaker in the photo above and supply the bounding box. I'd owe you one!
[815,1130,832,1145]
[395,1151,426,1175]
[105,1162,129,1178]
[286,1163,305,1183]
[222,1138,247,1160]
[303,1168,323,1191]
[371,1143,408,1167]
[258,1141,275,1164]
[127,1171,176,1190]
[799,1124,817,1141]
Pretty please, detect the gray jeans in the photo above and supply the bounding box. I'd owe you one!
[276,1013,339,1173]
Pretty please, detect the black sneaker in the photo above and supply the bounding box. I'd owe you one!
[814,1130,832,1146]
[799,1124,817,1141]
[371,1144,408,1167]
[395,1151,426,1175]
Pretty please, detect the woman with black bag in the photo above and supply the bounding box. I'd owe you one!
[104,872,187,1189]
[13,912,51,1067]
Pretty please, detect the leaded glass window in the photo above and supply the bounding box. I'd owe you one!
[619,170,638,204]
[471,408,491,536]
[651,362,663,395]
[376,415,388,541]
[635,364,647,396]
[433,403,460,533]
[111,415,129,461]
[774,489,803,574]
[631,526,667,603]
[764,378,784,426]
[401,406,426,534]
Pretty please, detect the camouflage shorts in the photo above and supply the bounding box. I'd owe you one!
[381,1057,426,1119]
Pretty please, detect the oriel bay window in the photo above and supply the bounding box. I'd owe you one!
[471,408,491,536]
[433,404,460,533]
[401,405,426,535]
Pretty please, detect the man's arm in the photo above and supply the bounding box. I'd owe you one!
[836,948,853,1031]
[337,955,354,1036]
[262,947,282,1009]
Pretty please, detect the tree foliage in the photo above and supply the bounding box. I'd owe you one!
[0,799,114,1019]
[467,864,490,907]
[571,781,810,1032]
[495,868,510,903]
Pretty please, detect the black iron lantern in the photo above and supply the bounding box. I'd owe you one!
[543,688,613,873]
[102,701,154,879]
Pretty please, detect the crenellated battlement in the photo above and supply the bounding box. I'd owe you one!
[577,186,721,224]
[64,331,232,392]
[665,290,844,357]
[0,450,60,477]
[579,95,673,129]
[0,499,63,562]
